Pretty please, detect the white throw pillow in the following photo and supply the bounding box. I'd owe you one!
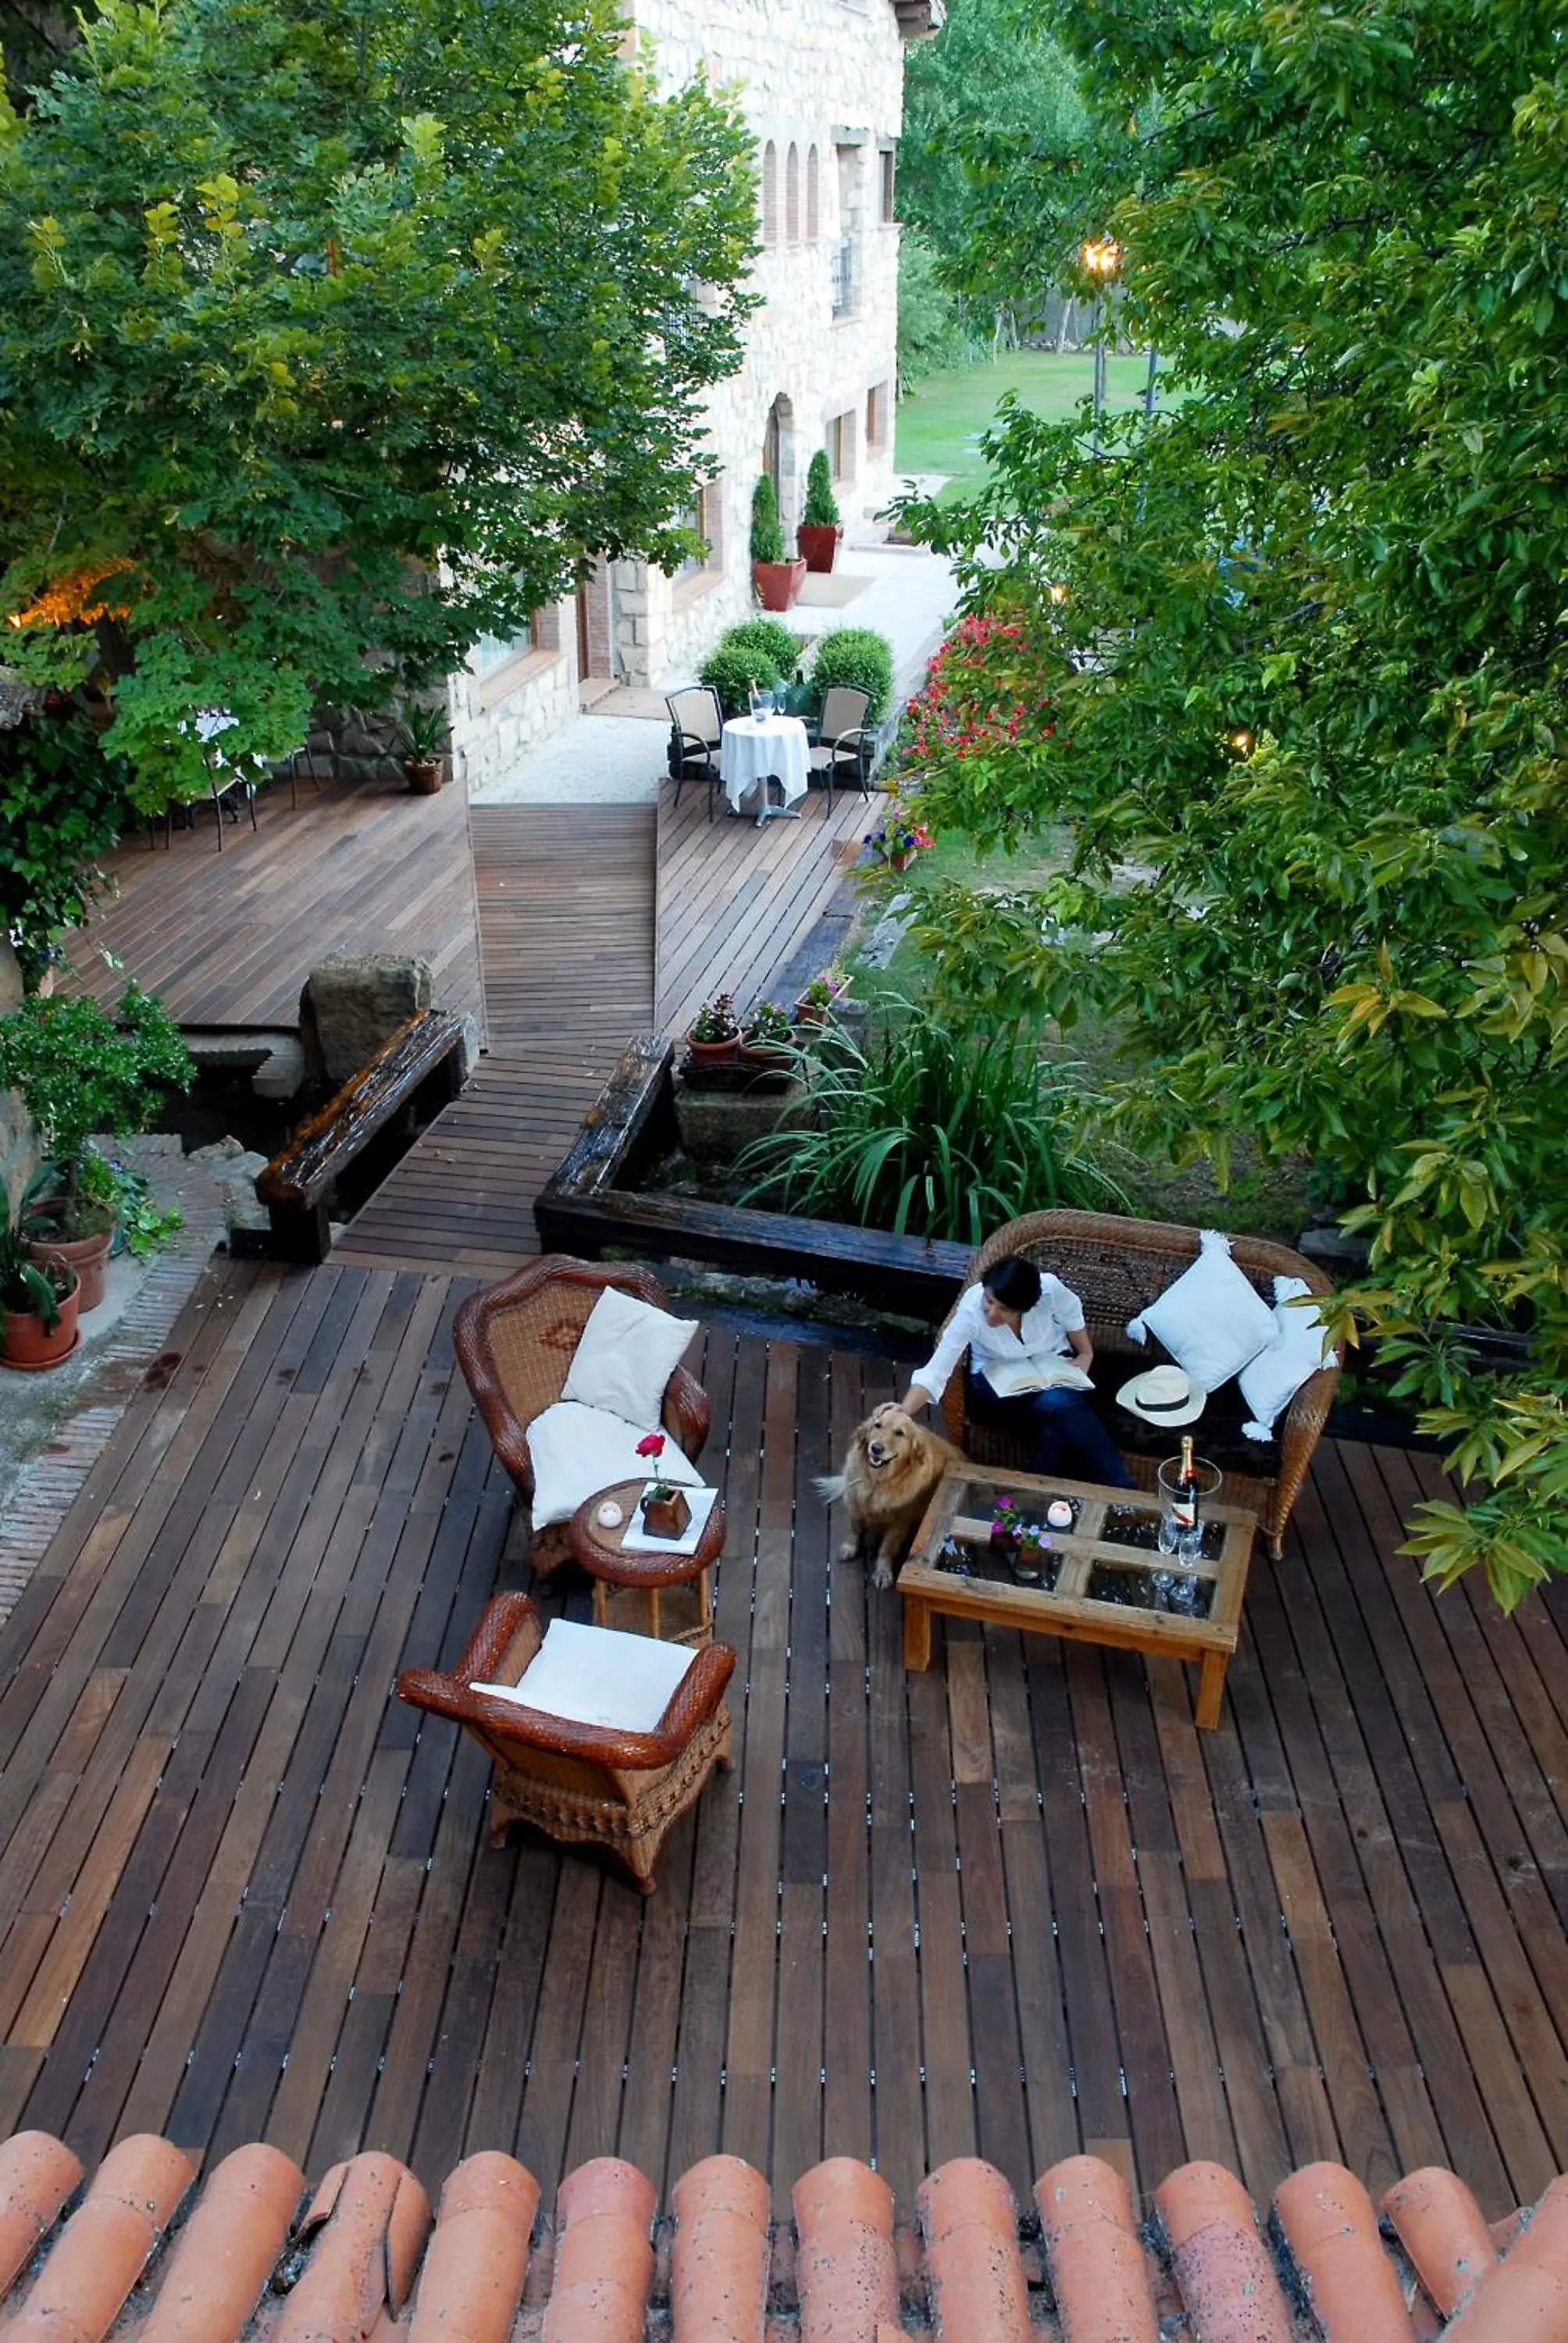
[473,1617,695,1735]
[1238,1275,1335,1441]
[1125,1229,1276,1394]
[560,1285,698,1432]
[526,1400,702,1528]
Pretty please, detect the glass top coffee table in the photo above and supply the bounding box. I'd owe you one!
[897,1464,1257,1730]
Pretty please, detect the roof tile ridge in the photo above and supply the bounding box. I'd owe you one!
[0,2131,84,2302]
[407,2151,539,2343]
[1381,2166,1497,2324]
[141,2142,305,2343]
[1,2131,194,2343]
[670,2153,770,2343]
[1035,2153,1159,2343]
[1153,2157,1293,2343]
[546,2156,655,2343]
[792,2157,897,2340]
[1438,2172,1568,2341]
[1272,2161,1414,2341]
[917,2157,1030,2343]
[273,2149,431,2343]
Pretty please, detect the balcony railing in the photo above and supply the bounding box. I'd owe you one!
[830,236,856,318]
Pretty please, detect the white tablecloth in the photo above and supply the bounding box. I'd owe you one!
[720,714,811,814]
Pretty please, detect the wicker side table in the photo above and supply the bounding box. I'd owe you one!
[569,1479,724,1646]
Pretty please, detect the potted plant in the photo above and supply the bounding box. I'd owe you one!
[798,450,843,574]
[793,965,851,1029]
[396,701,450,793]
[739,999,795,1071]
[636,1432,690,1539]
[0,985,194,1314]
[750,476,806,614]
[1,1192,80,1371]
[864,812,935,875]
[686,990,741,1068]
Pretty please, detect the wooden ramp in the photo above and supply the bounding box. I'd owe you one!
[655,778,877,1036]
[3,1257,1566,2220]
[62,772,485,1037]
[330,806,655,1275]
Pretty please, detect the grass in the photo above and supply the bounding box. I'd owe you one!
[893,351,1159,501]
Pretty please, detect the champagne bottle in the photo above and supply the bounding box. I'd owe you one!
[1172,1435,1198,1536]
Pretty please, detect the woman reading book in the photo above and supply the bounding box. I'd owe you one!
[901,1255,1134,1487]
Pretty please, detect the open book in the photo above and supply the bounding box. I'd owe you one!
[981,1353,1094,1400]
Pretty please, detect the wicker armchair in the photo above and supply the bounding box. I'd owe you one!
[395,1594,735,1893]
[935,1211,1340,1559]
[454,1255,711,1572]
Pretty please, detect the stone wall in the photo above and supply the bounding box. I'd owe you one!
[445,0,907,767]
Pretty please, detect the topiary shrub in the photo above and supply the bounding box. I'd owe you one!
[750,475,786,565]
[803,448,841,528]
[811,626,895,724]
[724,618,801,675]
[698,629,787,715]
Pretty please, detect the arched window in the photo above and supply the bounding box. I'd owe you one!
[761,141,779,246]
[806,145,820,241]
[786,143,800,244]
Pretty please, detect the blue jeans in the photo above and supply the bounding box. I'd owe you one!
[965,1368,1135,1488]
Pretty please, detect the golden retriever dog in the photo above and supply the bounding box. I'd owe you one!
[818,1403,964,1588]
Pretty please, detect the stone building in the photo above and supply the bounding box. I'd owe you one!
[450,0,938,792]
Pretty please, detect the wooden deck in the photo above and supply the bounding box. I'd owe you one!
[655,777,877,1036]
[330,807,655,1275]
[61,772,485,1037]
[333,779,878,1274]
[3,1255,1567,2219]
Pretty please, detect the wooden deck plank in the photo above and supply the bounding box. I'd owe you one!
[2,1260,1565,2219]
[62,773,485,1037]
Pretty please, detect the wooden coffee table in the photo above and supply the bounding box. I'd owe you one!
[898,1464,1256,1729]
[569,1479,724,1646]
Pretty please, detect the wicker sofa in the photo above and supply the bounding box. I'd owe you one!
[935,1211,1340,1558]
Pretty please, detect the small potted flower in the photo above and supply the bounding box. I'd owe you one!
[2,1190,80,1371]
[686,990,741,1068]
[636,1432,690,1539]
[739,998,795,1072]
[990,1499,1049,1583]
[864,814,935,875]
[793,965,851,1029]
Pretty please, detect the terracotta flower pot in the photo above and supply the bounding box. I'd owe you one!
[2,1275,80,1371]
[752,558,807,613]
[26,1223,112,1314]
[686,1033,740,1067]
[797,523,842,575]
[739,1043,793,1074]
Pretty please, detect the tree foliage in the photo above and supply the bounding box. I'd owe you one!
[0,0,756,811]
[893,0,1568,1608]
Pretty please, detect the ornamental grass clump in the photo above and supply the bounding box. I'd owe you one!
[737,999,1125,1246]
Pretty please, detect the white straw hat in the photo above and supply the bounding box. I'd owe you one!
[1117,1364,1206,1427]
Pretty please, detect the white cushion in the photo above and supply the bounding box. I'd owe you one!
[561,1285,698,1432]
[526,1400,702,1528]
[1238,1275,1335,1440]
[473,1617,695,1735]
[1125,1229,1276,1393]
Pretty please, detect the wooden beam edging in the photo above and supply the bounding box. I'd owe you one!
[543,1032,673,1203]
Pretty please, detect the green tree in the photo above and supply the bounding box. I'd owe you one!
[0,0,756,816]
[894,0,1568,1609]
[898,0,1087,329]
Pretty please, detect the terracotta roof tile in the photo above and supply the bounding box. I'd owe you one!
[5,2131,1568,2339]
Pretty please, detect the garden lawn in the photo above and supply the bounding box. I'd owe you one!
[894,351,1157,500]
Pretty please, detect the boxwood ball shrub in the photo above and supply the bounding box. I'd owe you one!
[698,632,786,715]
[723,618,801,676]
[811,626,894,724]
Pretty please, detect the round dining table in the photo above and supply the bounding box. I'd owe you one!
[720,712,811,823]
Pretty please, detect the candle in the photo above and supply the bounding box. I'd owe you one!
[1046,1500,1074,1531]
[595,1500,625,1530]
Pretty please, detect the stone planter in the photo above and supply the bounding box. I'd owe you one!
[797,524,842,576]
[25,1221,112,1314]
[2,1272,80,1371]
[752,558,807,613]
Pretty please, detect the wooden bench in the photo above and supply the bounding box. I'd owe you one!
[255,1008,469,1262]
